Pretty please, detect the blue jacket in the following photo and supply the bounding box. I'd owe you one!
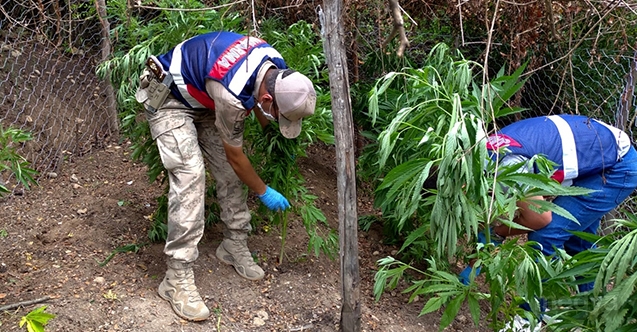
[486,115,624,182]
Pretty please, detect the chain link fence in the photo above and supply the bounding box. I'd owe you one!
[1,1,636,199]
[0,0,117,188]
[523,48,637,136]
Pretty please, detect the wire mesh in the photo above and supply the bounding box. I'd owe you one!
[1,1,636,207]
[522,47,637,219]
[523,48,637,136]
[0,0,116,189]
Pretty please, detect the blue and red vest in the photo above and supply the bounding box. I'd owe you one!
[156,31,287,110]
[486,115,622,183]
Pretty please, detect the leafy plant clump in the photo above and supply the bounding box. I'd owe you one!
[367,43,597,330]
[0,125,38,196]
[542,215,637,332]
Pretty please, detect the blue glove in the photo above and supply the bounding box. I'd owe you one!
[258,186,290,211]
[458,265,481,285]
[477,227,504,246]
[459,228,504,285]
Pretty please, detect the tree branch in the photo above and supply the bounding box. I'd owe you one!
[544,0,558,40]
[0,296,51,312]
[382,0,410,57]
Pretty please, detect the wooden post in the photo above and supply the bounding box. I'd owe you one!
[94,0,119,136]
[319,2,361,332]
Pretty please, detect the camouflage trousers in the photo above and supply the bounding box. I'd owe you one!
[144,98,252,263]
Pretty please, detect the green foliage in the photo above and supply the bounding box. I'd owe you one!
[543,215,637,332]
[374,257,484,331]
[364,43,530,253]
[0,125,38,195]
[349,4,461,184]
[19,306,55,332]
[363,44,476,245]
[367,42,604,329]
[374,159,589,330]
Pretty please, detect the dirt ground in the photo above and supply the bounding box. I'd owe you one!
[0,139,494,332]
[0,30,491,332]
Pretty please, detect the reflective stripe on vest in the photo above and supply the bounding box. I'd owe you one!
[547,115,578,180]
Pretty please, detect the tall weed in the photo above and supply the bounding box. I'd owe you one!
[368,42,596,330]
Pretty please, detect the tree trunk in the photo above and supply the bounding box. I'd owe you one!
[94,0,119,137]
[319,2,361,331]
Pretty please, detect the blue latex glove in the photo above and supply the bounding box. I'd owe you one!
[458,265,481,285]
[459,228,503,285]
[258,186,290,211]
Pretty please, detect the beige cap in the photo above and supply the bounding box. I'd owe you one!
[274,69,316,138]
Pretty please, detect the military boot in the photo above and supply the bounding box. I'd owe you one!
[216,238,264,281]
[158,259,210,321]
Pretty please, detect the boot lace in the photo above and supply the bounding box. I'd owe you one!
[174,268,201,302]
[230,241,257,267]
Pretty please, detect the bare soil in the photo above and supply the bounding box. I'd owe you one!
[0,142,491,332]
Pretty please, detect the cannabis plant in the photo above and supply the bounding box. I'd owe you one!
[0,125,38,195]
[369,43,595,330]
[542,214,637,332]
[244,21,337,262]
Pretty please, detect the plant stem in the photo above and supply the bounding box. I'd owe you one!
[279,210,288,264]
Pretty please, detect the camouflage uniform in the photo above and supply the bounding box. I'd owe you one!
[137,65,271,263]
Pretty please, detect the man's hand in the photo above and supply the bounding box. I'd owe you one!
[259,186,290,211]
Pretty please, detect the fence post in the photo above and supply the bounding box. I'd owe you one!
[95,0,119,136]
[616,50,637,131]
[319,2,361,331]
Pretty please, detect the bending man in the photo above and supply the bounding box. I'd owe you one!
[135,31,316,321]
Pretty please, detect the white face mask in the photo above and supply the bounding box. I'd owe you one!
[257,102,277,122]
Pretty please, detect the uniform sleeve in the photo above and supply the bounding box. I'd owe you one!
[205,79,247,147]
